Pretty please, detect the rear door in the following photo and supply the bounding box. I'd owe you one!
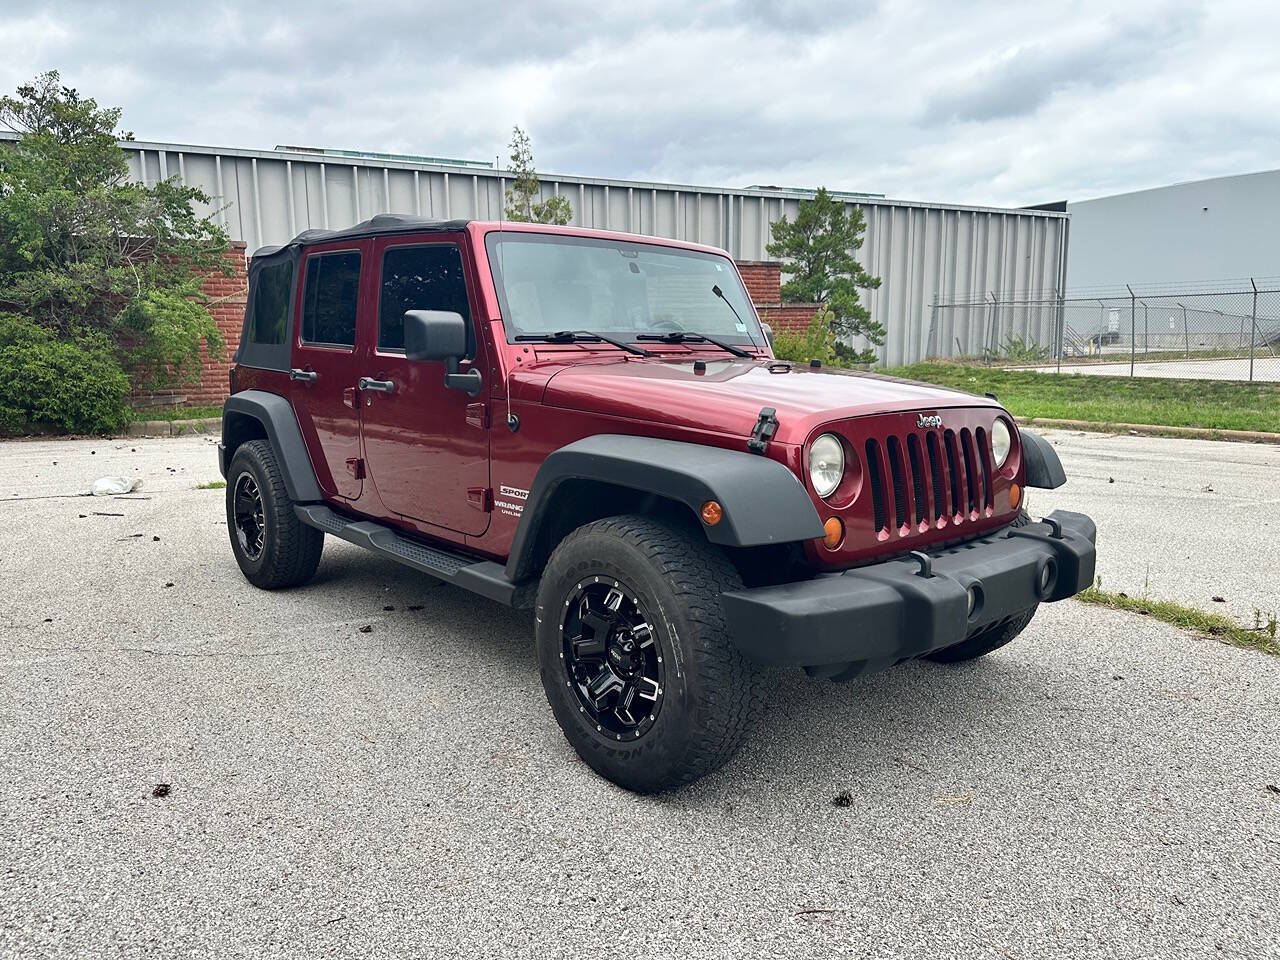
[358,234,490,536]
[290,240,369,502]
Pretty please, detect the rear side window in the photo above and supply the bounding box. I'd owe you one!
[249,260,293,346]
[301,251,361,348]
[378,244,472,353]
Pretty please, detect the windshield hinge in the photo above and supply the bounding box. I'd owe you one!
[747,407,778,455]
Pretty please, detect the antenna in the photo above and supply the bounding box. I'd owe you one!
[716,289,762,360]
[498,151,517,431]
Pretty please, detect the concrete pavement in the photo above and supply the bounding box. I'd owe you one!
[1,432,1277,959]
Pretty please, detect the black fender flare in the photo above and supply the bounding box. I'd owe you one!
[505,434,825,581]
[220,390,323,502]
[1021,428,1067,489]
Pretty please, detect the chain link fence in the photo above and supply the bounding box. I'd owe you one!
[926,279,1280,382]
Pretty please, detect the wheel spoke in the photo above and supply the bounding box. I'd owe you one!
[603,587,624,612]
[234,491,257,515]
[636,676,660,702]
[570,632,607,658]
[615,681,638,726]
[585,666,625,710]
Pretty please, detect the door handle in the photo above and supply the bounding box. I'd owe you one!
[358,377,396,394]
[289,368,318,382]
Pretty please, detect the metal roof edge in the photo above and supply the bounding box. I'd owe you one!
[40,132,1068,219]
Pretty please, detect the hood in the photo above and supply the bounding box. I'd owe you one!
[538,357,1000,445]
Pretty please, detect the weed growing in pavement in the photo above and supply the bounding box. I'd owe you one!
[1079,577,1280,657]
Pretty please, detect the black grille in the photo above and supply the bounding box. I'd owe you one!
[865,438,887,532]
[864,423,994,536]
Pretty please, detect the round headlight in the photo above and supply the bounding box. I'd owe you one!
[809,433,845,499]
[992,418,1012,468]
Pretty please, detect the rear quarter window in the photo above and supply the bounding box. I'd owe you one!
[249,260,293,346]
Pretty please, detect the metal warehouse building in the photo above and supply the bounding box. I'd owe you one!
[108,138,1069,367]
[1066,169,1280,290]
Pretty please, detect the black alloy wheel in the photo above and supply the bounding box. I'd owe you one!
[535,514,766,793]
[232,472,266,561]
[561,577,664,739]
[224,439,324,590]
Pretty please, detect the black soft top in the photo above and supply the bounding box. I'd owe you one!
[239,214,467,371]
[251,214,471,261]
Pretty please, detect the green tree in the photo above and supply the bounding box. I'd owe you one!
[503,125,572,225]
[0,71,229,431]
[766,187,883,365]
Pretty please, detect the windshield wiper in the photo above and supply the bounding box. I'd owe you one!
[514,330,652,357]
[635,330,751,358]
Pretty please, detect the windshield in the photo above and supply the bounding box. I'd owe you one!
[485,232,763,346]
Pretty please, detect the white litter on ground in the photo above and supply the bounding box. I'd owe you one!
[87,476,142,496]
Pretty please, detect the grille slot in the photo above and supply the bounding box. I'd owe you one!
[907,434,927,526]
[925,431,947,520]
[944,429,963,517]
[960,428,978,514]
[887,436,908,529]
[865,438,887,532]
[975,426,994,509]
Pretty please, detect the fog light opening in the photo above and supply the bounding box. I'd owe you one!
[1037,558,1058,599]
[966,584,983,619]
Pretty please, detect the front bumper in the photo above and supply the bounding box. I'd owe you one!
[721,510,1096,671]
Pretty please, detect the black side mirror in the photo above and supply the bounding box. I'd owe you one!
[403,310,482,395]
[404,310,466,362]
[760,322,775,348]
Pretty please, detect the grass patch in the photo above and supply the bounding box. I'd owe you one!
[130,404,223,423]
[1078,583,1279,656]
[886,362,1280,433]
[195,480,226,490]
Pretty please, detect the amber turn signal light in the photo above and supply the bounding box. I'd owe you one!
[822,516,844,550]
[700,500,723,526]
[1009,483,1021,509]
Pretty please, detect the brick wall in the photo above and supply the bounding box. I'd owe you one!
[141,249,818,408]
[736,259,821,333]
[736,260,782,305]
[133,242,247,407]
[757,302,822,333]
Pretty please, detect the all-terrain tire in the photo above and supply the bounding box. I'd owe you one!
[535,515,766,793]
[925,510,1036,663]
[226,439,324,590]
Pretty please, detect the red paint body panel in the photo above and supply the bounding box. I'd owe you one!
[243,221,1024,574]
[356,233,491,537]
[289,237,370,503]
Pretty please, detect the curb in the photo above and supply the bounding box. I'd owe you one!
[1017,417,1280,445]
[123,416,221,438]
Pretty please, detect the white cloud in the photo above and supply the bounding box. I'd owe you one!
[1,0,1277,206]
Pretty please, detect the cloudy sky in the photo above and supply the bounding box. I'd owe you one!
[2,0,1276,208]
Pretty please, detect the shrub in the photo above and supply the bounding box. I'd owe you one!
[0,316,130,434]
[769,309,839,367]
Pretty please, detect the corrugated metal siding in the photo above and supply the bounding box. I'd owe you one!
[104,138,1066,366]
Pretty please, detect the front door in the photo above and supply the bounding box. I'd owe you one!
[290,240,368,501]
[358,235,490,536]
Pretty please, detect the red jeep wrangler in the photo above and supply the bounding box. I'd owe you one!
[220,215,1095,792]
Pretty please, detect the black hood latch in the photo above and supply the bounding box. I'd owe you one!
[747,407,778,455]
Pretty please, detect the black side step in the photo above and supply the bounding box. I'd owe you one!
[295,504,524,606]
